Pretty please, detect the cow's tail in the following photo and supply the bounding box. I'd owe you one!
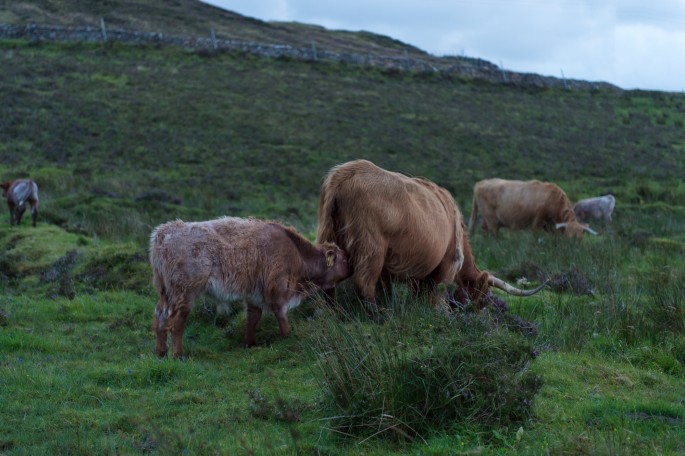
[29,181,39,202]
[29,181,39,226]
[316,177,337,245]
[149,226,171,331]
[467,194,479,235]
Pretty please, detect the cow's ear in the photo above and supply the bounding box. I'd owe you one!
[325,250,335,268]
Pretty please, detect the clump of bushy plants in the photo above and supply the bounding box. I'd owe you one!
[309,294,542,442]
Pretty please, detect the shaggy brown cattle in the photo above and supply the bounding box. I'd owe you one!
[573,194,615,223]
[317,160,543,315]
[468,178,597,239]
[150,216,350,357]
[0,179,39,227]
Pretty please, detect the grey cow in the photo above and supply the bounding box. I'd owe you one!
[573,194,615,223]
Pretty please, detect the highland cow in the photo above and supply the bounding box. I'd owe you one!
[316,160,543,316]
[468,178,597,238]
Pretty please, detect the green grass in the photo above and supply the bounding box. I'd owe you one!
[1,216,684,454]
[0,34,684,454]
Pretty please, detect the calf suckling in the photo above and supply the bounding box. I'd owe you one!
[150,216,350,358]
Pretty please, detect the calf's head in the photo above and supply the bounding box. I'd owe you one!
[315,243,351,289]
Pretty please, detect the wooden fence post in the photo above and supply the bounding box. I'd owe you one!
[210,28,217,49]
[499,61,508,82]
[100,17,107,42]
[561,69,569,89]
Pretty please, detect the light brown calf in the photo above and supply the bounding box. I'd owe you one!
[150,216,350,357]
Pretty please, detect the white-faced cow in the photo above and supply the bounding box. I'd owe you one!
[573,194,615,223]
[468,178,597,239]
[316,160,544,316]
[0,179,39,227]
[150,217,350,357]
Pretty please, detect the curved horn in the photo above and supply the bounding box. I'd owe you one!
[555,222,567,230]
[583,225,599,236]
[489,276,548,296]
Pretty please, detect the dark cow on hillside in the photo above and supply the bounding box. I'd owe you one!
[316,160,544,316]
[573,194,615,223]
[468,178,597,239]
[0,179,39,227]
[150,217,350,357]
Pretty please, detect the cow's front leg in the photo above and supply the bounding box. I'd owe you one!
[244,303,263,347]
[154,304,169,358]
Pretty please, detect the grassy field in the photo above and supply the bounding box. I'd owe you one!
[0,37,684,454]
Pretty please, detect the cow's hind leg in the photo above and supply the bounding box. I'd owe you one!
[154,297,170,358]
[169,296,194,359]
[244,303,263,347]
[353,254,387,322]
[15,204,25,225]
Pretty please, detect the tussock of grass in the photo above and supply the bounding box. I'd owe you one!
[309,297,541,442]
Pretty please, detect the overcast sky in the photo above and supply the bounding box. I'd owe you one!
[202,0,685,92]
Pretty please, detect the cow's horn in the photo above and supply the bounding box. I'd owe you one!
[489,276,548,296]
[583,226,599,236]
[555,222,567,230]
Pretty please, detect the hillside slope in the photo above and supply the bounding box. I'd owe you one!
[0,0,621,90]
[0,39,684,245]
[1,1,684,246]
[0,0,429,58]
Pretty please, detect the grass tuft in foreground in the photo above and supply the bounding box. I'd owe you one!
[309,294,541,443]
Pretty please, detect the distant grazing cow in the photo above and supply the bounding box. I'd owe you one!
[0,179,39,227]
[468,178,597,239]
[150,217,350,357]
[317,160,544,316]
[573,194,615,223]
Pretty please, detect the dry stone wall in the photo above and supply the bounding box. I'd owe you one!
[0,22,619,91]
